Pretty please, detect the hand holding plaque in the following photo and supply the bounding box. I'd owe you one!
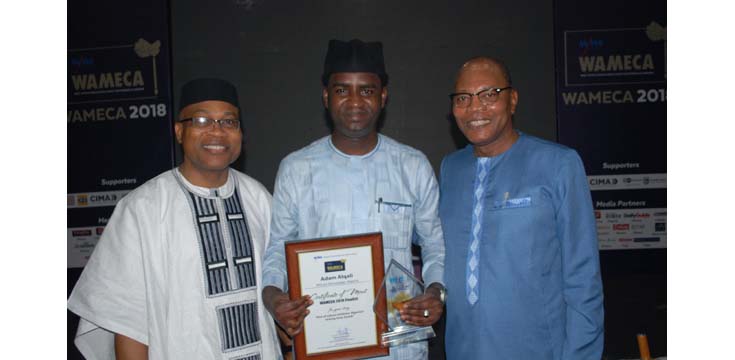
[373,259,436,347]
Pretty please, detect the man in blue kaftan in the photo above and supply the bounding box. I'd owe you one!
[439,57,604,359]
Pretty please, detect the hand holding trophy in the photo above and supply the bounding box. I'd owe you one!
[374,260,438,347]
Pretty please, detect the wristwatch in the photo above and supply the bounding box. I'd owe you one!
[428,283,447,305]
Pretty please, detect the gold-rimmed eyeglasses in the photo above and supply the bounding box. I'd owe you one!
[179,116,240,130]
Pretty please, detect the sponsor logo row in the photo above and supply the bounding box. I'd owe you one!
[68,190,130,209]
[588,173,666,191]
[597,222,666,232]
[595,210,666,219]
[598,236,666,250]
[595,208,666,250]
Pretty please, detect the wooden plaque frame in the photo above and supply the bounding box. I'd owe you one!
[285,232,389,360]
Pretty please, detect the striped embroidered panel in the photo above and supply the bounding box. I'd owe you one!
[188,188,257,296]
[218,302,261,351]
[224,190,257,289]
[190,193,231,295]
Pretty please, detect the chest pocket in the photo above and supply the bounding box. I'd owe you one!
[485,195,541,232]
[379,200,413,250]
[482,192,555,270]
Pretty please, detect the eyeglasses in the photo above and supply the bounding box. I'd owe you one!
[449,87,512,108]
[179,116,240,130]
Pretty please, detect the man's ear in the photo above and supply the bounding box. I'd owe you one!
[380,87,388,109]
[510,88,519,115]
[322,88,329,109]
[174,122,183,144]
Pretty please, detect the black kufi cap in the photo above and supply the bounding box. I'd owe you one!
[321,39,388,86]
[178,78,239,112]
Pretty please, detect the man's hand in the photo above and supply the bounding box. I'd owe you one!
[398,283,444,326]
[263,286,313,337]
[114,333,148,360]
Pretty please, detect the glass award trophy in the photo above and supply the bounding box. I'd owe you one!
[373,259,436,347]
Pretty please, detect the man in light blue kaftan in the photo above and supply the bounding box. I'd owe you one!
[439,57,603,359]
[261,39,446,360]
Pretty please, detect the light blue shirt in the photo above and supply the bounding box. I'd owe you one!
[439,132,604,360]
[263,134,445,360]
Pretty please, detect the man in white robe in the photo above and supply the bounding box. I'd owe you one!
[68,78,282,360]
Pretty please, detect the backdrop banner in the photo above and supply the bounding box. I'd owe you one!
[67,0,174,267]
[554,0,666,250]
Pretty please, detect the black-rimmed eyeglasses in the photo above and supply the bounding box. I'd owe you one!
[449,87,512,108]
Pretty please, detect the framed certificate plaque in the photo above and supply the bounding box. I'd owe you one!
[285,232,389,360]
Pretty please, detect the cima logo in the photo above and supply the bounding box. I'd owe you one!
[589,177,617,186]
[77,194,89,206]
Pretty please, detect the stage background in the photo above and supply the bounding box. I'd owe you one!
[67,0,174,358]
[553,0,666,356]
[554,0,666,252]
